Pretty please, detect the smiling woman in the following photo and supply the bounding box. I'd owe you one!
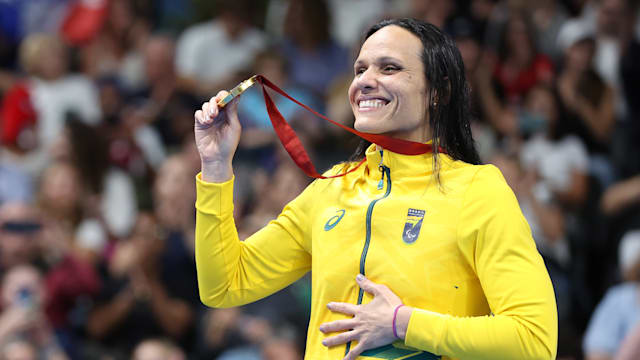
[193,18,557,360]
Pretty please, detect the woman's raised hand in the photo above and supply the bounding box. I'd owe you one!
[194,91,241,183]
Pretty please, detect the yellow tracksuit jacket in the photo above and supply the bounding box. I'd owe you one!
[195,144,558,360]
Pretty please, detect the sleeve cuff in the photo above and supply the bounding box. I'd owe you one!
[404,308,449,354]
[195,173,235,215]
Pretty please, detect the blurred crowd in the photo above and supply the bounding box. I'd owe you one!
[0,0,638,359]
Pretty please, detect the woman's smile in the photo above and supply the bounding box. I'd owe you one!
[357,97,390,112]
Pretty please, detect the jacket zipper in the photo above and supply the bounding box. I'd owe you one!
[345,151,392,355]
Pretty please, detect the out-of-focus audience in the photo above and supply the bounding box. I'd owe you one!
[175,0,266,97]
[0,0,639,359]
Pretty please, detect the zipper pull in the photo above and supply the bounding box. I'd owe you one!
[377,150,384,190]
[377,169,385,190]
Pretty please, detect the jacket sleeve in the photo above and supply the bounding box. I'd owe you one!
[404,165,558,360]
[195,174,312,308]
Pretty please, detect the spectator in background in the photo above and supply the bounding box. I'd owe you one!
[556,20,615,146]
[493,12,555,105]
[175,0,266,97]
[132,34,199,152]
[0,265,68,360]
[6,33,101,177]
[51,118,138,245]
[474,11,554,139]
[519,85,589,210]
[583,230,640,360]
[280,0,350,98]
[22,32,101,151]
[86,212,197,358]
[95,75,165,212]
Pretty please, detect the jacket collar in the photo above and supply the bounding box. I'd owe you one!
[364,143,456,180]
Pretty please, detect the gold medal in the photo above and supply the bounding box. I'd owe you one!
[217,75,258,108]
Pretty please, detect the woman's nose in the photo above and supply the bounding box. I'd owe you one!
[355,68,377,91]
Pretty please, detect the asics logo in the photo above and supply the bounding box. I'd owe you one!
[324,210,345,231]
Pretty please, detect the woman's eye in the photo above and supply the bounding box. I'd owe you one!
[355,67,366,75]
[383,65,398,72]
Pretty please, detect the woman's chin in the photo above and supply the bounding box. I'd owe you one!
[354,120,385,134]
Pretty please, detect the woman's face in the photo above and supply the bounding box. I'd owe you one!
[348,25,431,143]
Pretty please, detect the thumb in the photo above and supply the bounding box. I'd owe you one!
[356,274,378,295]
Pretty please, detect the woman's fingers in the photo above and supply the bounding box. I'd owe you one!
[194,110,205,125]
[195,92,229,127]
[319,319,356,333]
[321,329,359,347]
[355,274,380,296]
[327,302,359,315]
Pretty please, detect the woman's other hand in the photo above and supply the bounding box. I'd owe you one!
[194,91,241,182]
[320,274,410,360]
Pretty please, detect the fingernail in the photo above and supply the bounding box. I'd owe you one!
[327,302,333,308]
[356,274,364,281]
[322,340,327,346]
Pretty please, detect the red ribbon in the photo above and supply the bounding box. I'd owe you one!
[255,75,442,179]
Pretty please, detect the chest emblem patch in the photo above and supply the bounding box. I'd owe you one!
[324,209,345,231]
[403,208,425,244]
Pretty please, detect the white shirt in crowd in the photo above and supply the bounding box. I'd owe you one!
[520,134,589,194]
[175,19,266,84]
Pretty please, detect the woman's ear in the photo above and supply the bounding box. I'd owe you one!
[431,93,439,108]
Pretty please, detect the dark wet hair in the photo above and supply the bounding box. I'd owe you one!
[350,18,480,170]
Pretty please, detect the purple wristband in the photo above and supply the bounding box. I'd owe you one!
[392,304,404,339]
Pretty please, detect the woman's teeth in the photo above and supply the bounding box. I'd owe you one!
[359,99,387,110]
